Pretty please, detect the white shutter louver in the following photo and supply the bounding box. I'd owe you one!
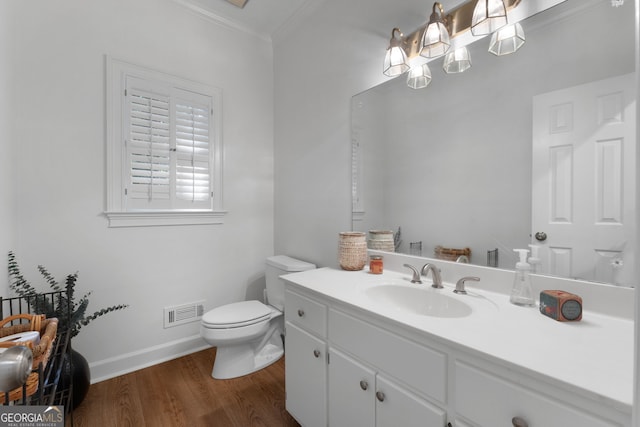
[128,90,171,205]
[175,101,211,204]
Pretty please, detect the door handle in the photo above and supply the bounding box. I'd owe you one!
[535,231,547,242]
[512,416,529,427]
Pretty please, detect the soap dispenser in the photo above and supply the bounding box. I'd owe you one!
[510,249,535,307]
[528,244,541,274]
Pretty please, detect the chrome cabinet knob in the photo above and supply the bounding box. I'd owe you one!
[512,416,528,427]
[297,309,305,317]
[375,391,385,402]
[359,380,368,391]
[535,231,547,242]
[313,349,321,358]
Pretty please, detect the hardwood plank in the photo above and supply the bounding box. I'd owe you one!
[68,349,300,427]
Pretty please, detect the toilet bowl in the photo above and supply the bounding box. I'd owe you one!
[200,256,315,379]
[200,300,284,379]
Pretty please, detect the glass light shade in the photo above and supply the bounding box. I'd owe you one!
[442,46,472,74]
[420,21,450,58]
[406,63,432,89]
[488,23,525,56]
[383,46,409,76]
[383,28,409,77]
[420,3,450,58]
[471,0,508,36]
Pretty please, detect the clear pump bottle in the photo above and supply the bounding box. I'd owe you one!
[528,244,541,274]
[510,249,535,307]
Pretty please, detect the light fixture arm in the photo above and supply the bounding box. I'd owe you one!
[389,27,405,48]
[431,2,446,26]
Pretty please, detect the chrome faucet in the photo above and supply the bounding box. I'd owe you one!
[403,264,422,284]
[421,263,443,289]
[453,276,480,295]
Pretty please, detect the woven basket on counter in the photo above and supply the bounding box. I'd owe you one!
[367,230,395,252]
[0,314,58,402]
[339,232,368,271]
[434,246,471,262]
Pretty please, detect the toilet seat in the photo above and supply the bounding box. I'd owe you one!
[202,300,273,329]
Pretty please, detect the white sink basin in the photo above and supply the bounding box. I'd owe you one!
[365,284,472,318]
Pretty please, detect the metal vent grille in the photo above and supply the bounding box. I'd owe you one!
[164,300,205,328]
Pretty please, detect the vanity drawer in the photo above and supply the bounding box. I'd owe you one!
[285,290,327,338]
[455,361,621,427]
[329,308,446,404]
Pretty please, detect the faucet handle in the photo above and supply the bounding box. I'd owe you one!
[454,276,480,295]
[403,264,422,284]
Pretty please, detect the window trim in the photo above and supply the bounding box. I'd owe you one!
[105,56,226,227]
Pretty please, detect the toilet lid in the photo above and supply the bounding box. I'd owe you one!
[202,300,272,328]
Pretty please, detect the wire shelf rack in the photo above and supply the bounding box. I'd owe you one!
[0,291,73,415]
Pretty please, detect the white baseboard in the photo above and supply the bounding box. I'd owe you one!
[89,334,211,384]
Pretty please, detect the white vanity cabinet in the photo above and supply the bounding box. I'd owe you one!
[284,290,328,427]
[283,273,632,427]
[285,286,448,427]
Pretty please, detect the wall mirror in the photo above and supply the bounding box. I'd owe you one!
[351,0,636,287]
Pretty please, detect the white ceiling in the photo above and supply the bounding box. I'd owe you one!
[174,0,312,40]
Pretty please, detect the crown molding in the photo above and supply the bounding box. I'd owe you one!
[172,0,271,42]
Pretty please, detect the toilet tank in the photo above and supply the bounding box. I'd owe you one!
[265,255,316,311]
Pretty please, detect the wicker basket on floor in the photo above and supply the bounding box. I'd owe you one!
[0,314,58,402]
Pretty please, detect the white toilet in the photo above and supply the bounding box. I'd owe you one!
[200,255,316,379]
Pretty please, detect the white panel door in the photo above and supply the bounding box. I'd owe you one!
[285,322,327,427]
[532,73,636,286]
[375,374,446,427]
[328,349,375,427]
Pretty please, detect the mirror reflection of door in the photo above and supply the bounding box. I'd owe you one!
[532,73,636,286]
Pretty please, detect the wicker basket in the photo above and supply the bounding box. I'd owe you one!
[367,230,395,252]
[339,232,367,271]
[434,246,471,262]
[0,314,58,402]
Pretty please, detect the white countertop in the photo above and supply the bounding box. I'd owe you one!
[282,267,634,410]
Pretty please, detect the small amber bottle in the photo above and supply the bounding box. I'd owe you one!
[369,256,383,274]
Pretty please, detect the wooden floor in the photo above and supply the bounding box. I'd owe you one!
[69,349,300,427]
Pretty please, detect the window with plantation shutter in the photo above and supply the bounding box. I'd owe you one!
[106,58,225,227]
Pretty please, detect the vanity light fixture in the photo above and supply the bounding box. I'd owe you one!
[382,0,523,88]
[383,28,410,77]
[406,63,432,89]
[442,46,472,74]
[419,2,450,58]
[488,22,525,56]
[470,0,508,36]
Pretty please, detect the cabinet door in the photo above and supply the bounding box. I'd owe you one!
[328,349,375,427]
[285,322,327,427]
[376,375,447,427]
